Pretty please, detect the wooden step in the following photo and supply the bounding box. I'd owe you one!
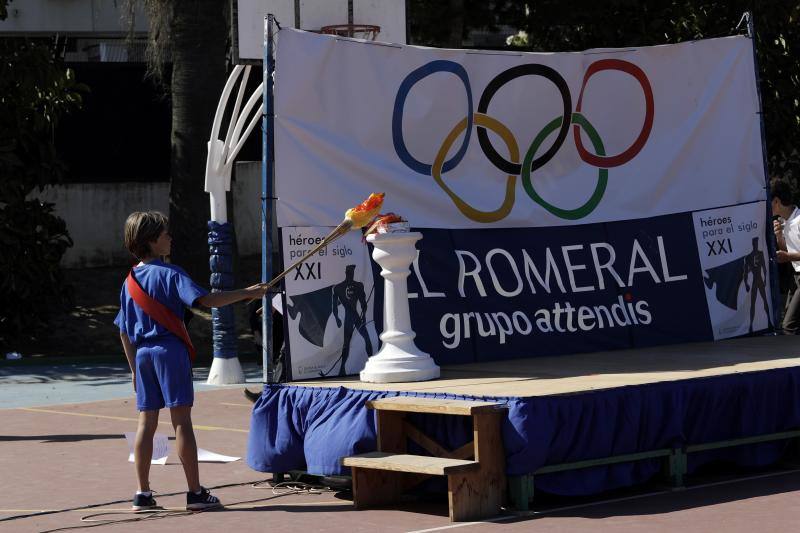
[343,452,479,475]
[367,396,506,416]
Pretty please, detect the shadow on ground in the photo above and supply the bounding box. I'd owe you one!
[0,434,124,443]
[515,464,800,521]
[0,362,264,385]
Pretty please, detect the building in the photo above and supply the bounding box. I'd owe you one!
[1,0,262,266]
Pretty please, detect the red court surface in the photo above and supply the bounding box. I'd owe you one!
[2,387,799,532]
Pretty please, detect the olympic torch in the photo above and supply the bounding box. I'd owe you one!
[255,193,385,302]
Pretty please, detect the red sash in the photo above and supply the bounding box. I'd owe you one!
[126,269,196,363]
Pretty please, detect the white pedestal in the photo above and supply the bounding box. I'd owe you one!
[206,357,245,385]
[360,231,440,383]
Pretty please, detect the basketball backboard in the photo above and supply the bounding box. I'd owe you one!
[232,0,407,64]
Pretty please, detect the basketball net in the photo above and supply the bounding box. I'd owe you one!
[320,24,381,41]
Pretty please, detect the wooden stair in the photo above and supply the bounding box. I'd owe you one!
[341,396,507,522]
[343,451,478,475]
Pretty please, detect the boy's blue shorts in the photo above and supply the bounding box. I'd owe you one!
[135,336,194,411]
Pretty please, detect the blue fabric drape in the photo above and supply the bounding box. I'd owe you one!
[247,366,800,496]
[208,221,237,359]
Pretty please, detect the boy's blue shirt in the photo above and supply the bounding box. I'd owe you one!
[114,259,209,345]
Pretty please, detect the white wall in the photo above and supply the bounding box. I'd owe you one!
[38,182,169,268]
[37,161,265,268]
[0,0,148,35]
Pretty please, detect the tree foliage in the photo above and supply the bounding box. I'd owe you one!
[409,0,800,189]
[408,0,522,47]
[0,2,85,346]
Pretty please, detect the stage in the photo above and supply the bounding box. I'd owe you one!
[247,335,800,502]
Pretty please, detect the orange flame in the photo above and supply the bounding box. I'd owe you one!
[345,192,385,228]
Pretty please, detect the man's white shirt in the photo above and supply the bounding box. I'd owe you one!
[783,206,800,273]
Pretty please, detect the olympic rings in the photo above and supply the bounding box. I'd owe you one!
[574,59,654,168]
[522,113,607,220]
[391,58,654,221]
[477,64,571,175]
[432,113,518,223]
[392,60,473,175]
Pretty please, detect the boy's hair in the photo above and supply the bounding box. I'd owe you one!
[124,211,168,259]
[770,178,794,206]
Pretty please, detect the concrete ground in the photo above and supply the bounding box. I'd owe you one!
[1,361,799,532]
[0,361,264,409]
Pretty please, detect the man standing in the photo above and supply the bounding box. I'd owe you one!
[771,179,800,334]
[332,265,373,376]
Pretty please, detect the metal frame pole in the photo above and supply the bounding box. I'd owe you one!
[262,14,277,383]
[746,11,782,331]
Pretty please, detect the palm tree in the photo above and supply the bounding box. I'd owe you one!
[127,0,229,280]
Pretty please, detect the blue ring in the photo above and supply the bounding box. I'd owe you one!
[392,60,473,175]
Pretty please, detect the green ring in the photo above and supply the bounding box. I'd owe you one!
[521,112,608,220]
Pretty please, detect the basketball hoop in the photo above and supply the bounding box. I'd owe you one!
[320,24,381,41]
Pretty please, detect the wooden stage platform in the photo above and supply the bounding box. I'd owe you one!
[288,335,800,396]
[248,335,800,509]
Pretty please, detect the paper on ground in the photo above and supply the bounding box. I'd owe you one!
[124,432,238,463]
[125,432,169,465]
[197,448,240,462]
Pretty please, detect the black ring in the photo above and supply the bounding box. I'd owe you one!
[477,64,572,175]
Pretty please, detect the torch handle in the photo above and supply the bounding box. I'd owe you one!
[253,219,353,301]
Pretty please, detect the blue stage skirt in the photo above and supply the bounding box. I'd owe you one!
[247,366,800,496]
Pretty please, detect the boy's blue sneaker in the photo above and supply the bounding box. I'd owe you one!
[132,492,157,510]
[186,487,222,510]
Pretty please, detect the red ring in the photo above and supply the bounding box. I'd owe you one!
[573,59,654,168]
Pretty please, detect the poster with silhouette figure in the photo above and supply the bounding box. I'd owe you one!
[693,202,774,339]
[281,227,379,379]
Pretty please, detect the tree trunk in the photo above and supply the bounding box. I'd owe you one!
[168,0,228,281]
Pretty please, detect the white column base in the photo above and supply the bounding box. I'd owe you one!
[206,357,245,385]
[360,351,440,383]
[360,328,440,383]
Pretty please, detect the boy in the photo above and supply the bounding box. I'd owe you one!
[114,211,267,510]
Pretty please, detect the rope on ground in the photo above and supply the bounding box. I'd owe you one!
[35,478,343,532]
[0,479,267,525]
[252,479,338,495]
[38,508,204,533]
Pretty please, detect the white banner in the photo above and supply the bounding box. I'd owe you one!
[272,30,774,373]
[693,202,774,339]
[274,30,765,229]
[280,227,379,379]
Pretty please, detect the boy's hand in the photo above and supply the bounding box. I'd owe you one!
[200,284,270,308]
[244,283,269,299]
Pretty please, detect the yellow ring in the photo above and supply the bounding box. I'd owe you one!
[431,113,518,223]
